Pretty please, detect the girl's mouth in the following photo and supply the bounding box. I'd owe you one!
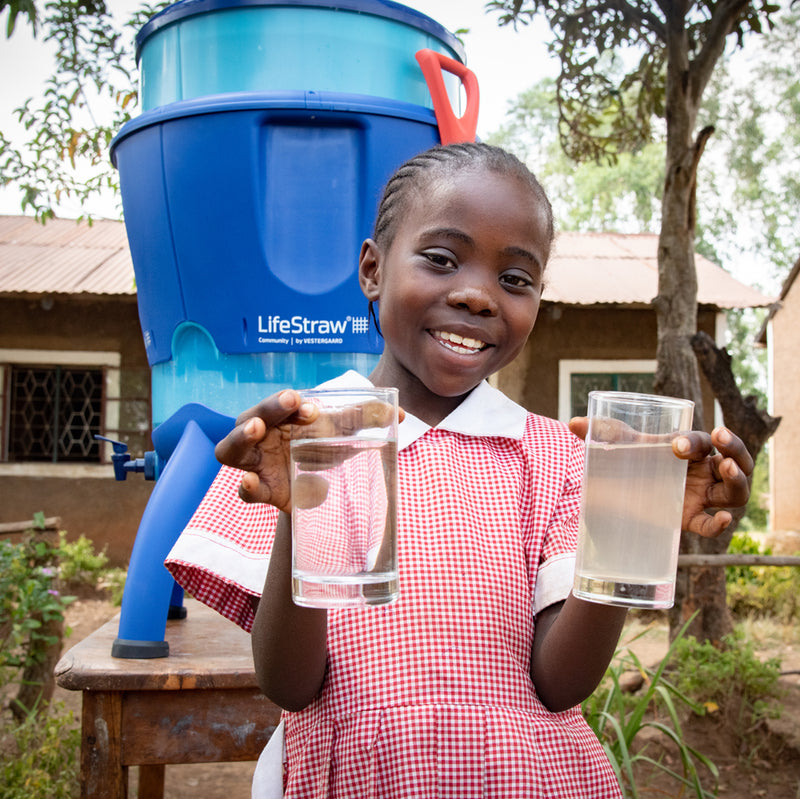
[430,329,488,355]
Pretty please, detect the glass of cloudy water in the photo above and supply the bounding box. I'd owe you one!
[290,387,399,608]
[573,391,694,609]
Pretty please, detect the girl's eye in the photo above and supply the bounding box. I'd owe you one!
[501,271,538,291]
[423,250,456,269]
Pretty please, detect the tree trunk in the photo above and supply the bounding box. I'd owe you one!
[656,8,733,642]
[666,332,781,643]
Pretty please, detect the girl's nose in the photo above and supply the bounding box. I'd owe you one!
[446,284,498,316]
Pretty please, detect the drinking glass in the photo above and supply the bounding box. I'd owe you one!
[290,387,399,608]
[573,391,694,609]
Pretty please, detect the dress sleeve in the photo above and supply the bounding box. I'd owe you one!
[533,428,585,616]
[165,464,279,632]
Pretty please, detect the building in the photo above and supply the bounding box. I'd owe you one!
[758,254,800,532]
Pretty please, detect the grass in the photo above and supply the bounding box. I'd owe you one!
[584,616,720,798]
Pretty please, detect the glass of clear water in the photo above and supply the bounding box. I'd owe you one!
[290,387,399,608]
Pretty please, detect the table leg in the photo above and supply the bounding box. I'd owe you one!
[80,691,127,799]
[138,764,166,798]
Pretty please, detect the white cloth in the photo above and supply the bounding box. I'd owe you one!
[252,720,285,799]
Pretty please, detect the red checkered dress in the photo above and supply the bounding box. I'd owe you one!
[166,379,622,798]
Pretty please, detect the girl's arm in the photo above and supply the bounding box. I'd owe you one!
[251,511,328,711]
[531,598,627,712]
[213,390,328,709]
[533,423,754,713]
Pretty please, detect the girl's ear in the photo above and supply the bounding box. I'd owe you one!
[359,238,382,301]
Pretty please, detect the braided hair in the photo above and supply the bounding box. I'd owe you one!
[372,142,555,259]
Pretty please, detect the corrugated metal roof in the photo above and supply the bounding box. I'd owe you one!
[0,215,135,296]
[544,232,774,309]
[0,216,774,308]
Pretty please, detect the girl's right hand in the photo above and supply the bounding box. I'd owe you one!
[214,389,319,513]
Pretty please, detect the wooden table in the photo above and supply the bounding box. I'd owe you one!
[55,599,281,799]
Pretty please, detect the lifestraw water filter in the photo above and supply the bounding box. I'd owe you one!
[109,0,480,657]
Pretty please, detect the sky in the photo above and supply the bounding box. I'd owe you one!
[0,0,556,218]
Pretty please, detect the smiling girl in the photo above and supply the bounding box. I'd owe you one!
[166,142,753,798]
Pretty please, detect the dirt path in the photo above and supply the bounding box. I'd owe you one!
[56,598,800,798]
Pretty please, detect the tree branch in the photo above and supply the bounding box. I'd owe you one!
[691,0,752,103]
[690,330,780,459]
[604,0,667,40]
[687,124,715,232]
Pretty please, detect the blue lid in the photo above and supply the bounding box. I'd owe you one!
[110,90,437,158]
[135,0,466,63]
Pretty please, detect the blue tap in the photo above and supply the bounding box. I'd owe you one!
[95,435,162,481]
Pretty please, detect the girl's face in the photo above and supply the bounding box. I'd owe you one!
[360,166,550,425]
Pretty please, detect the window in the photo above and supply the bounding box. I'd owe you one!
[0,349,124,468]
[6,365,103,463]
[558,360,656,422]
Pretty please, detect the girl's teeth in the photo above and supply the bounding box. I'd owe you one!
[435,330,485,351]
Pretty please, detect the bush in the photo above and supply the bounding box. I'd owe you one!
[727,565,800,621]
[726,531,768,585]
[98,566,127,607]
[668,629,783,761]
[57,531,126,605]
[737,451,769,532]
[0,534,75,710]
[726,532,800,621]
[0,520,125,798]
[57,531,109,587]
[0,701,80,799]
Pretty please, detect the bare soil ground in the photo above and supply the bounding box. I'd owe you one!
[55,597,800,799]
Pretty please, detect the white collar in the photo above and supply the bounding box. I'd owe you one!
[317,370,528,451]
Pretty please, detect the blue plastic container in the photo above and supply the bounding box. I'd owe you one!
[111,91,441,424]
[136,0,465,111]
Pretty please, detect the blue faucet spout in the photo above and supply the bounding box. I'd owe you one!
[111,405,234,658]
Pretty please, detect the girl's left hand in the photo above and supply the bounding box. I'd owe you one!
[569,421,754,539]
[671,426,753,538]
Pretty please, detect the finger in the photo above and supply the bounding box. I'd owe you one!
[359,399,397,429]
[589,417,641,443]
[215,415,269,471]
[684,509,733,539]
[235,389,317,427]
[238,469,271,504]
[572,415,670,445]
[712,426,754,478]
[568,416,588,441]
[216,390,317,468]
[332,399,396,436]
[293,474,330,509]
[704,455,751,509]
[672,430,713,461]
[294,441,368,472]
[302,399,397,439]
[673,428,754,479]
[237,469,293,513]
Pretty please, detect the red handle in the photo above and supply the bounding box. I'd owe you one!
[415,48,480,145]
